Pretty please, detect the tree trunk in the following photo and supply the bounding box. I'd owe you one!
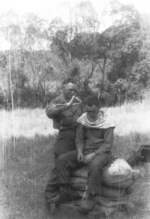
[100,57,107,94]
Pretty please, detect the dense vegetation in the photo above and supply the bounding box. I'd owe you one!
[0,0,150,108]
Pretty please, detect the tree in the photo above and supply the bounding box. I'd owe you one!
[0,12,63,108]
[0,1,149,108]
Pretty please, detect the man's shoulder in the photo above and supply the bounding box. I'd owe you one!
[51,93,66,104]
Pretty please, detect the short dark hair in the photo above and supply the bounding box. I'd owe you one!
[62,78,77,85]
[84,94,100,107]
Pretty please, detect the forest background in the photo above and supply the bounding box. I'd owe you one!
[0,0,150,108]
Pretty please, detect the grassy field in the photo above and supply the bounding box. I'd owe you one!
[0,97,150,219]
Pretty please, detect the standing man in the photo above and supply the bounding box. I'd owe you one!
[45,78,84,207]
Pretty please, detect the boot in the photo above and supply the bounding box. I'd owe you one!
[79,193,95,212]
[44,196,59,216]
[56,184,81,205]
[71,188,82,200]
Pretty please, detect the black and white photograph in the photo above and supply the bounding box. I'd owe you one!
[0,0,150,218]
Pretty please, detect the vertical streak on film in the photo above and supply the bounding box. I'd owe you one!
[9,48,16,155]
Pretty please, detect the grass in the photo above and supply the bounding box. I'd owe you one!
[0,135,57,219]
[0,97,150,219]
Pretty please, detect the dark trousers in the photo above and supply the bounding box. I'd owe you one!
[45,129,77,200]
[45,150,81,200]
[86,153,110,195]
[45,151,110,200]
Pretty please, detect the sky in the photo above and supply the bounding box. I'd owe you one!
[0,0,150,20]
[0,0,150,50]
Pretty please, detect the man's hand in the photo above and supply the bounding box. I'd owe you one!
[55,95,81,109]
[67,95,81,107]
[83,153,96,164]
[77,151,84,163]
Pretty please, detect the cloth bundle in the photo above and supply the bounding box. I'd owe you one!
[71,158,140,216]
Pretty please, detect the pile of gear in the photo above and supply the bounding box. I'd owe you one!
[71,158,140,216]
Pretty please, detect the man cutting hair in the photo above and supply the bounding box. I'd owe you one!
[47,93,115,212]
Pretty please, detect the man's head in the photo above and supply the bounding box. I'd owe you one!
[62,78,78,100]
[84,94,100,121]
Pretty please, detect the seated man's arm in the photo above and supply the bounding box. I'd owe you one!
[95,127,114,155]
[76,124,85,162]
[76,124,85,152]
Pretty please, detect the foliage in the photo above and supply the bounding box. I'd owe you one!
[0,1,150,108]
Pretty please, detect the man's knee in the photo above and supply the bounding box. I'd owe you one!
[57,151,77,164]
[90,154,109,169]
[58,153,67,161]
[56,154,68,167]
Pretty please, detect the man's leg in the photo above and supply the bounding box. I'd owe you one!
[44,158,60,214]
[55,150,82,203]
[56,150,79,184]
[45,164,59,201]
[87,153,110,195]
[79,153,110,211]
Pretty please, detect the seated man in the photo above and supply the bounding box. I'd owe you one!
[45,78,85,207]
[76,94,115,211]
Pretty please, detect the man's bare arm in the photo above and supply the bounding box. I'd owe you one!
[46,96,81,119]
